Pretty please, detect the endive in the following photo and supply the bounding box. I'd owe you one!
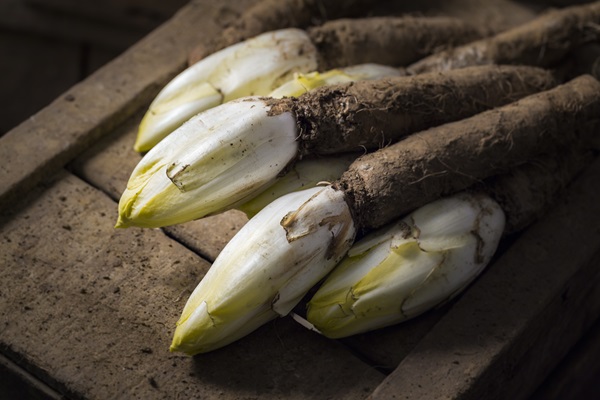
[117,98,298,228]
[137,56,400,153]
[236,153,357,218]
[306,192,505,338]
[268,63,401,99]
[170,186,355,354]
[119,65,400,228]
[135,28,319,152]
[118,65,542,228]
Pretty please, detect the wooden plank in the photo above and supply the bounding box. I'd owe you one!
[369,156,600,400]
[0,170,385,399]
[530,316,600,399]
[0,0,256,209]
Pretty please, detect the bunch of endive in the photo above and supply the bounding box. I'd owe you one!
[135,14,485,152]
[117,63,401,228]
[117,64,552,229]
[167,75,599,353]
[169,187,505,354]
[134,27,400,152]
[117,19,600,354]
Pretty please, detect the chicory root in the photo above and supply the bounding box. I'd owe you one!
[270,65,557,156]
[485,148,595,234]
[190,15,484,68]
[408,1,600,74]
[332,74,600,232]
[188,0,385,65]
[306,16,484,70]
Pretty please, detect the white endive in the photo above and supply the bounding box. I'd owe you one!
[135,28,318,152]
[117,98,299,228]
[170,186,356,354]
[268,63,402,98]
[306,192,506,338]
[236,154,357,218]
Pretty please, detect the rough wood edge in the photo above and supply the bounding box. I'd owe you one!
[0,352,64,400]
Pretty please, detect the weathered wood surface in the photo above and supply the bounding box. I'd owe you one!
[0,171,384,399]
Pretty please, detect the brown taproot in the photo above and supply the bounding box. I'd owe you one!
[268,65,557,155]
[188,0,386,65]
[333,74,600,232]
[408,1,600,74]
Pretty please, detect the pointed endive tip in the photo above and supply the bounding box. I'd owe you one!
[118,98,300,228]
[114,216,129,229]
[115,192,134,228]
[133,113,153,153]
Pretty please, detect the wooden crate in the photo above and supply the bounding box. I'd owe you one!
[1,0,599,398]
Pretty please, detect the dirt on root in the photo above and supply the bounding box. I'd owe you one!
[268,65,557,156]
[307,16,485,69]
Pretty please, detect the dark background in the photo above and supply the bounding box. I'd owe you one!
[0,0,187,137]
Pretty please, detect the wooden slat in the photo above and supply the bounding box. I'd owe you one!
[0,0,256,209]
[369,156,600,400]
[0,170,385,399]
